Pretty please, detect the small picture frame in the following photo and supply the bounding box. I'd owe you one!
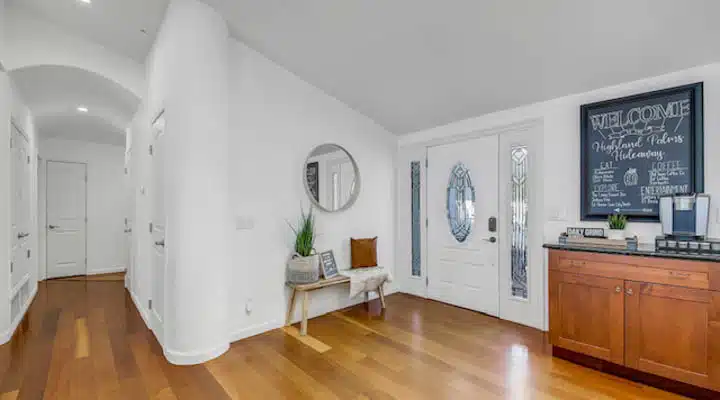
[319,250,339,279]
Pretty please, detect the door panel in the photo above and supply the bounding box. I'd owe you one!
[427,135,499,316]
[549,271,625,364]
[11,125,32,288]
[46,161,87,279]
[150,115,167,337]
[625,281,720,390]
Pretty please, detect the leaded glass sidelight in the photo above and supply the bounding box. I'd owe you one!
[510,146,529,299]
[411,162,421,277]
[447,163,475,243]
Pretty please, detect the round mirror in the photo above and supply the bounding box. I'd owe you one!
[304,144,360,212]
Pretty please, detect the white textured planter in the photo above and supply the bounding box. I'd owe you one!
[287,254,320,284]
[607,229,626,241]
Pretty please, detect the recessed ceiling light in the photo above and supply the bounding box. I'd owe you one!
[78,0,92,4]
[77,106,89,113]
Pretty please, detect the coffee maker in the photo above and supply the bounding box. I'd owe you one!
[656,193,720,253]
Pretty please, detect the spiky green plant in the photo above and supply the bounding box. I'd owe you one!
[287,206,316,257]
[608,213,628,230]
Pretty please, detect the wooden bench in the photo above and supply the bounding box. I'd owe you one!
[286,275,386,336]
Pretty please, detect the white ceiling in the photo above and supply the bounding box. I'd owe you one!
[10,65,140,146]
[11,0,720,134]
[7,0,169,63]
[203,0,720,133]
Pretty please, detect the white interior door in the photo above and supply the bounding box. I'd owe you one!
[150,115,166,337]
[427,135,499,316]
[46,161,87,279]
[124,147,134,287]
[11,124,32,289]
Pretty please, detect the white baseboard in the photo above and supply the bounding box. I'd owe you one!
[88,266,126,276]
[164,342,229,366]
[128,289,151,330]
[229,319,283,343]
[0,284,38,345]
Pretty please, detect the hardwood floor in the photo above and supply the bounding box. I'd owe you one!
[0,280,686,399]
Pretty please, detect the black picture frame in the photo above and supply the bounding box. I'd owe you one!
[580,82,704,222]
[319,250,339,279]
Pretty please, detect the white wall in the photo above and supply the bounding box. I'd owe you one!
[0,0,6,68]
[38,138,127,279]
[396,63,720,329]
[3,5,145,97]
[400,63,720,244]
[228,41,397,340]
[0,70,39,343]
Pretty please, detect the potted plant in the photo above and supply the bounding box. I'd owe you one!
[286,206,320,284]
[607,213,628,240]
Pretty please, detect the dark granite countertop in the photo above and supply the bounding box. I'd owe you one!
[543,242,720,262]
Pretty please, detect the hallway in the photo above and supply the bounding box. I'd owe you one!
[0,277,685,399]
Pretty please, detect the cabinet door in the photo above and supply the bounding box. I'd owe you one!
[625,281,720,390]
[549,271,625,364]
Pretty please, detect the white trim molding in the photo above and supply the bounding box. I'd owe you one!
[229,319,284,343]
[163,343,230,366]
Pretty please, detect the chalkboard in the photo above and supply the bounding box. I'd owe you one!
[581,83,704,221]
[319,250,338,279]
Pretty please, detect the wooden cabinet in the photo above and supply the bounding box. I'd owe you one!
[549,272,625,364]
[624,281,720,389]
[549,249,720,393]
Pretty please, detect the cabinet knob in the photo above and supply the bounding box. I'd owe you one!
[615,286,622,293]
[626,288,633,296]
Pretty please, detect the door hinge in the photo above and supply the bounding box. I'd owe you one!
[85,217,88,223]
[10,262,13,273]
[27,155,30,164]
[148,145,153,156]
[149,222,153,233]
[425,218,428,228]
[27,249,30,259]
[148,299,153,310]
[426,276,429,286]
[85,257,87,265]
[425,158,428,168]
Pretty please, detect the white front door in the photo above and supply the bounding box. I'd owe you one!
[150,114,167,338]
[46,161,87,279]
[427,135,499,316]
[11,124,32,288]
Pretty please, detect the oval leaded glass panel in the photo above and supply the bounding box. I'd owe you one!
[447,163,475,243]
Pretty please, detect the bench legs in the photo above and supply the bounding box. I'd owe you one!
[285,288,297,326]
[378,284,386,309]
[301,292,309,336]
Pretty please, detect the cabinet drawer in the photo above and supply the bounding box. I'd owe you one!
[551,251,711,290]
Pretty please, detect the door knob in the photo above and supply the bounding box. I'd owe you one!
[615,286,622,293]
[483,237,497,243]
[154,240,165,247]
[48,225,58,230]
[124,228,132,233]
[626,288,633,296]
[17,232,29,239]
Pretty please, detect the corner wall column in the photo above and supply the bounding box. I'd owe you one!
[148,0,232,365]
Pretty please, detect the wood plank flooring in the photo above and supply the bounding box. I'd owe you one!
[0,279,686,399]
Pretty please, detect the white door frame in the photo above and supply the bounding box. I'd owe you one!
[45,160,88,278]
[416,119,545,329]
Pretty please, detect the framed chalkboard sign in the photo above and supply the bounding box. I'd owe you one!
[581,83,704,221]
[319,250,339,279]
